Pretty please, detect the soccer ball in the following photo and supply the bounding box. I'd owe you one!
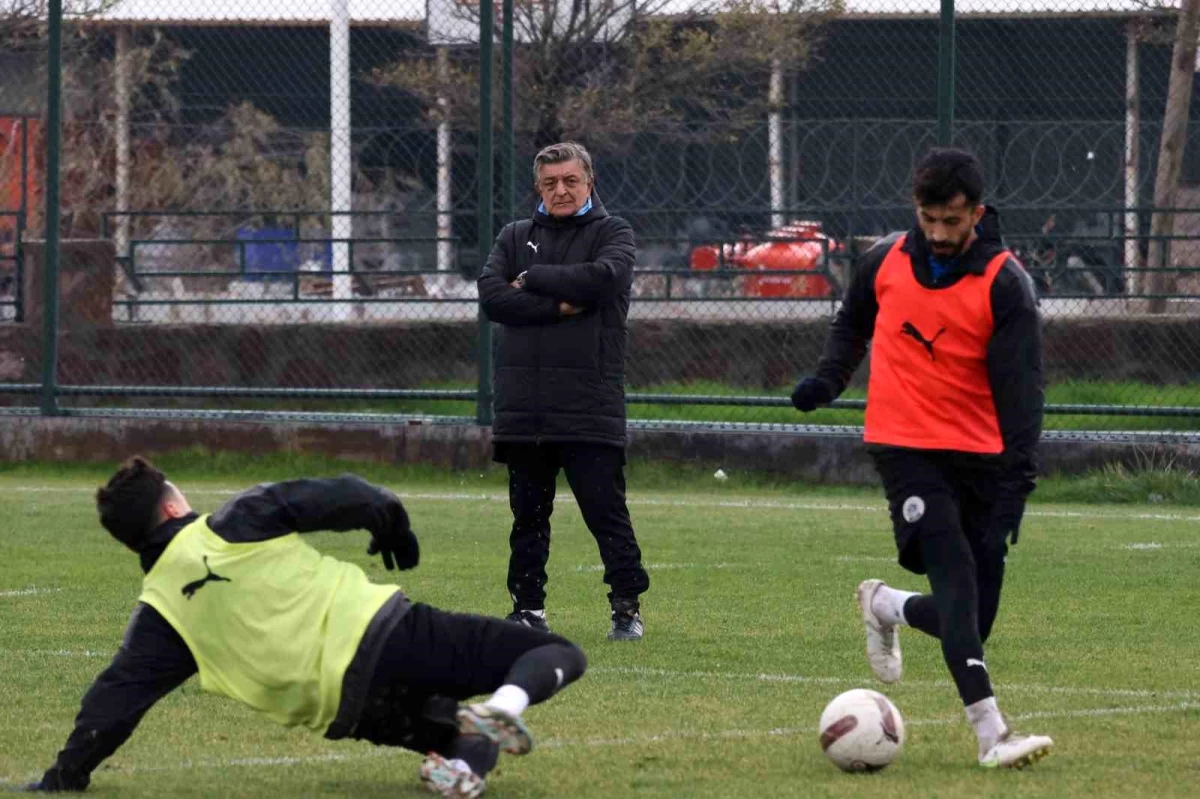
[818,689,905,772]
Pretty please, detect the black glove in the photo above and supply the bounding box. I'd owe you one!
[992,494,1027,545]
[367,527,419,571]
[365,495,420,571]
[790,376,837,412]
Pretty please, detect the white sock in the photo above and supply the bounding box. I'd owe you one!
[871,586,919,626]
[965,696,1008,753]
[484,684,529,717]
[446,758,474,775]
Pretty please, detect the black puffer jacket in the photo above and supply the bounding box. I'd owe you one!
[478,194,635,448]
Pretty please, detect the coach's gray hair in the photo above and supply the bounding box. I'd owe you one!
[532,141,594,185]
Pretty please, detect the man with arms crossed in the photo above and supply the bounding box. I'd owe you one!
[478,141,650,641]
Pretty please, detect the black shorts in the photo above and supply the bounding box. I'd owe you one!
[350,603,571,751]
[869,447,1002,574]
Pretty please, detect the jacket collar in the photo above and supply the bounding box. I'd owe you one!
[902,204,1005,281]
[138,512,200,574]
[533,191,610,228]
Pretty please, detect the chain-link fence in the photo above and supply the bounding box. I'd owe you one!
[1,0,1198,432]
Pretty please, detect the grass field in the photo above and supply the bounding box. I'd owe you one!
[2,461,1199,798]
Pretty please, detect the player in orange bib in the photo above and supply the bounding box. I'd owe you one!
[791,147,1052,769]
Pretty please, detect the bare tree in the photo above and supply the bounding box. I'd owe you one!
[1142,0,1200,311]
[375,0,841,149]
[1,1,123,228]
[1,3,370,292]
[56,28,190,237]
[153,103,333,222]
[1,0,119,46]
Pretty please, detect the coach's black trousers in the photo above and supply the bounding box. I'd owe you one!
[871,447,1010,707]
[502,441,649,609]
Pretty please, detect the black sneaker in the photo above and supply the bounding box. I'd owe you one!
[505,609,550,632]
[608,601,644,641]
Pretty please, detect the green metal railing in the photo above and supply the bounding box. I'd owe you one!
[3,383,1199,422]
[105,221,1200,305]
[5,0,1199,436]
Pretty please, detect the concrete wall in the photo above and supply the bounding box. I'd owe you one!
[1,415,1197,485]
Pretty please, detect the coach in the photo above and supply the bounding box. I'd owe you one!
[477,141,650,642]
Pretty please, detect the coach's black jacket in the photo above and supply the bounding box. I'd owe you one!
[811,207,1044,503]
[33,477,413,792]
[477,193,635,450]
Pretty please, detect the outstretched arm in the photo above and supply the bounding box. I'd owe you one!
[30,604,197,792]
[208,475,419,570]
[209,475,402,538]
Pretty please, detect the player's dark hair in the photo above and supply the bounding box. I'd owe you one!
[912,147,984,207]
[96,456,169,549]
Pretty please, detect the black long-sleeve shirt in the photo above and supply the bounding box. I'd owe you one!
[813,207,1044,498]
[36,476,412,792]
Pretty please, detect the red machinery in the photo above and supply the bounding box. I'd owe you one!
[1,117,40,232]
[689,220,840,298]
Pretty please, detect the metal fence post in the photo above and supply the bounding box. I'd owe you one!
[16,118,29,323]
[936,0,956,146]
[41,0,64,416]
[476,0,495,427]
[502,0,515,224]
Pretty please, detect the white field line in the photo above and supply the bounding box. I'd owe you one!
[0,587,62,598]
[574,562,740,573]
[540,701,1200,750]
[591,665,1200,702]
[2,701,1196,786]
[11,486,1200,524]
[0,649,110,658]
[4,651,1193,704]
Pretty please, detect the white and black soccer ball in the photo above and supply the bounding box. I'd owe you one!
[818,689,905,772]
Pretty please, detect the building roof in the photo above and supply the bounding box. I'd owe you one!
[841,0,1176,19]
[91,0,422,27]
[91,0,1175,26]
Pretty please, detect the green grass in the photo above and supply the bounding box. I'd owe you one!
[6,446,1200,506]
[2,463,1199,797]
[50,378,1200,431]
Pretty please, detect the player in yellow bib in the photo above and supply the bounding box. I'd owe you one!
[27,457,587,799]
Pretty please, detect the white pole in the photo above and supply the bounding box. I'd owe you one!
[115,27,131,265]
[768,58,784,230]
[436,46,453,273]
[1123,20,1140,295]
[330,0,353,317]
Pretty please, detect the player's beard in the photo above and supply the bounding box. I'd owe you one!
[930,234,969,258]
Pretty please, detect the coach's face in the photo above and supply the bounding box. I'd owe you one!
[915,192,985,258]
[537,160,592,218]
